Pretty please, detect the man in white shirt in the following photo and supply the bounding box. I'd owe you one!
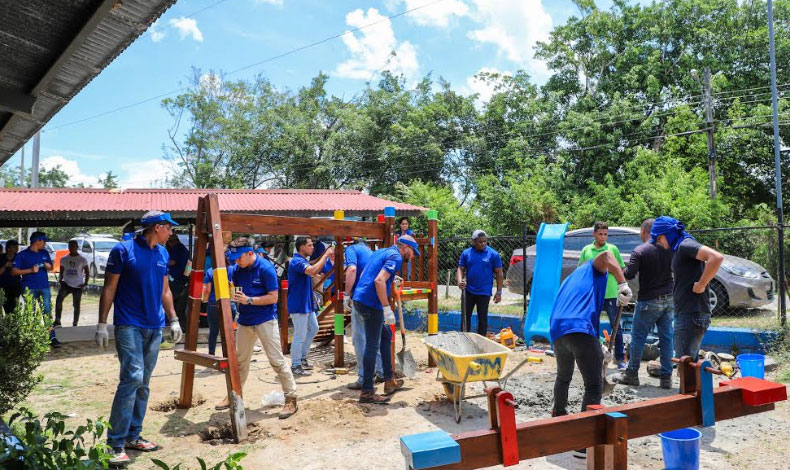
[54,240,90,327]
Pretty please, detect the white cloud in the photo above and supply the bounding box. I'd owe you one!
[149,20,166,42]
[397,0,469,28]
[466,0,552,81]
[252,0,283,5]
[39,156,97,187]
[335,8,419,81]
[463,67,512,105]
[119,159,174,188]
[169,17,204,42]
[199,73,222,93]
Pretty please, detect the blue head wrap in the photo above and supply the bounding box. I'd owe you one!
[650,216,694,251]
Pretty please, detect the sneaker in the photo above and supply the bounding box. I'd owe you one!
[292,365,312,377]
[617,361,628,370]
[613,370,640,386]
[660,374,673,389]
[572,448,587,459]
[53,321,62,328]
[383,378,404,395]
[359,391,391,404]
[301,359,314,370]
[50,338,63,348]
[160,340,174,350]
[125,437,159,452]
[253,343,262,352]
[346,381,362,391]
[109,448,131,467]
[278,396,298,419]
[214,397,230,410]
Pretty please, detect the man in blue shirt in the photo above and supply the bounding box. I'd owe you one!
[0,239,22,315]
[214,237,298,418]
[13,231,59,347]
[166,233,190,331]
[457,230,504,336]
[353,235,419,404]
[288,236,334,376]
[94,211,183,466]
[550,251,631,427]
[342,238,383,391]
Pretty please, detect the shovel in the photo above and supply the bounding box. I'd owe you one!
[395,289,417,378]
[602,304,624,395]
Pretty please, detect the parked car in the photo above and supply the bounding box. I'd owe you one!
[69,234,120,278]
[505,227,775,315]
[45,242,69,273]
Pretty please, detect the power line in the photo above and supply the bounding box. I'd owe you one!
[138,0,233,41]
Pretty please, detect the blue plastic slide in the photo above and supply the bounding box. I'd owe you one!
[522,222,569,343]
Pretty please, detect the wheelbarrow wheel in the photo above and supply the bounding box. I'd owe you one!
[442,383,460,404]
[453,384,465,423]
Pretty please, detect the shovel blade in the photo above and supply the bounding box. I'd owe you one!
[397,349,417,378]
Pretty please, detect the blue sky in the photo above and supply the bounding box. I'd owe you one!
[6,0,617,188]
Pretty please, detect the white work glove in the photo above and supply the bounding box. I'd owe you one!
[169,319,183,343]
[383,306,396,326]
[343,296,353,313]
[394,275,403,289]
[95,323,109,349]
[617,282,633,306]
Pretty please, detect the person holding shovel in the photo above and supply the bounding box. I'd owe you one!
[457,230,503,336]
[550,251,631,451]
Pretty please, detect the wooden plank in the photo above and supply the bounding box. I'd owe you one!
[432,385,774,470]
[334,234,345,367]
[280,286,290,354]
[175,350,227,371]
[403,281,434,289]
[206,194,248,442]
[427,218,438,368]
[220,213,385,238]
[178,196,208,408]
[606,412,628,470]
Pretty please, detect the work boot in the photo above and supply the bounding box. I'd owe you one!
[278,396,298,419]
[359,391,391,404]
[301,359,314,370]
[292,365,312,377]
[383,378,404,395]
[660,374,673,389]
[346,381,362,391]
[613,369,640,386]
[214,397,230,411]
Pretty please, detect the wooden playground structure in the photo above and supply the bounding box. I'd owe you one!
[174,194,440,441]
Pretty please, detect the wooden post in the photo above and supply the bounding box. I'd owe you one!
[427,210,439,367]
[280,282,290,354]
[178,196,208,408]
[384,207,396,370]
[205,194,247,442]
[333,210,345,367]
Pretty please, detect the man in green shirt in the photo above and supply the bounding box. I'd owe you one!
[578,222,628,370]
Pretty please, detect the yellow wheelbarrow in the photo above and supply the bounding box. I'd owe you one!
[424,332,530,423]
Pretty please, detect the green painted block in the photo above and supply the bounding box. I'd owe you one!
[427,209,438,220]
[334,313,345,335]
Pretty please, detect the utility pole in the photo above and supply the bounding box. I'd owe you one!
[18,145,24,243]
[703,67,718,199]
[768,0,786,326]
[28,132,40,241]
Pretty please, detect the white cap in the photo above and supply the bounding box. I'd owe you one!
[472,230,487,240]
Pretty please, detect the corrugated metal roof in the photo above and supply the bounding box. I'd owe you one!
[0,188,426,225]
[0,0,178,164]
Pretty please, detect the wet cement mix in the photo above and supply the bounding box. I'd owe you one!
[425,331,482,355]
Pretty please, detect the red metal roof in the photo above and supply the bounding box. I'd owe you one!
[0,188,424,213]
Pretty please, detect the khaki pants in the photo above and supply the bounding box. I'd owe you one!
[237,319,297,398]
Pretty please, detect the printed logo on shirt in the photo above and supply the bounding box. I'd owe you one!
[157,261,167,269]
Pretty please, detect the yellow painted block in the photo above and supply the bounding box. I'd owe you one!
[213,267,230,299]
[334,210,345,220]
[428,313,438,334]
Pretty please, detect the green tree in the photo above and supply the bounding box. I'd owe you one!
[97,171,119,189]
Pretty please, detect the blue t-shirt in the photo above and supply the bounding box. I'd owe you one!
[322,259,334,287]
[353,246,402,311]
[231,256,279,326]
[309,241,326,261]
[167,242,190,282]
[0,254,22,289]
[287,253,314,314]
[13,248,52,290]
[458,246,503,296]
[549,261,609,343]
[344,242,372,294]
[395,229,415,236]
[106,236,169,329]
[204,267,216,303]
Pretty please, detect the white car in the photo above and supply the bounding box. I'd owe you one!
[69,234,120,278]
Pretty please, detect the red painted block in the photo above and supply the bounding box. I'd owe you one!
[720,377,788,406]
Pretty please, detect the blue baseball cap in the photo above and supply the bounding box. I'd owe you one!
[30,232,50,243]
[397,235,420,258]
[140,210,179,227]
[227,246,254,261]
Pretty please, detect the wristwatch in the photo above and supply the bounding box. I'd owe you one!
[246,296,253,305]
[496,291,503,295]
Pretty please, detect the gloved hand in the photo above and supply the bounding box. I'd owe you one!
[343,296,353,312]
[170,319,183,343]
[383,306,396,326]
[617,282,633,306]
[394,275,403,289]
[95,323,108,349]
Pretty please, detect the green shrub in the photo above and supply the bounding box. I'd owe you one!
[151,452,247,470]
[0,408,112,469]
[0,292,51,415]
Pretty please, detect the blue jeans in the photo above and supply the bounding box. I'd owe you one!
[207,301,237,356]
[107,326,162,450]
[602,299,625,361]
[356,302,393,392]
[29,288,55,341]
[290,311,319,367]
[674,312,711,361]
[351,304,383,383]
[628,297,674,376]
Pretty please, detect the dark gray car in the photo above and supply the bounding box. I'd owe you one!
[505,227,775,315]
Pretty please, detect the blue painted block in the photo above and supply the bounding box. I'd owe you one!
[400,430,461,469]
[606,412,627,419]
[384,206,396,217]
[699,360,716,427]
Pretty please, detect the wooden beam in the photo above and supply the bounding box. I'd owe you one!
[175,350,228,371]
[0,86,35,115]
[219,213,385,238]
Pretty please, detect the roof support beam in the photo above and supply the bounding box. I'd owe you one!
[0,87,35,115]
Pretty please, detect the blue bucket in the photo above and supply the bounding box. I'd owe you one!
[659,428,701,470]
[737,353,765,379]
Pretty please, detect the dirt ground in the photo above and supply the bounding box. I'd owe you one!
[22,331,790,470]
